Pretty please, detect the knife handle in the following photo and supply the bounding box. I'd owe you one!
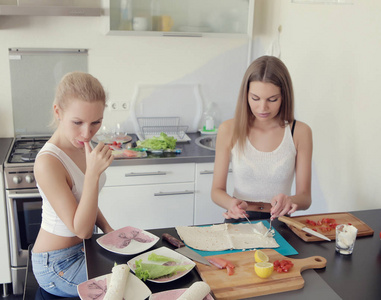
[278,216,305,230]
[162,233,185,248]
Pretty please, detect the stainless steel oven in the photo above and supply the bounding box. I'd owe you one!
[4,137,48,295]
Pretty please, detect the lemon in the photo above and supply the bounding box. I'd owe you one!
[254,250,269,263]
[254,262,274,279]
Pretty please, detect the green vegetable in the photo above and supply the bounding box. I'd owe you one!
[137,132,177,150]
[148,252,180,263]
[134,259,193,281]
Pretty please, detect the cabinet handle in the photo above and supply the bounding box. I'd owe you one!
[154,190,195,196]
[124,171,167,177]
[199,168,232,175]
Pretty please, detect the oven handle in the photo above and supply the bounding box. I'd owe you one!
[7,192,41,199]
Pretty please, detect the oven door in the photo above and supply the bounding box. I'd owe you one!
[6,189,42,268]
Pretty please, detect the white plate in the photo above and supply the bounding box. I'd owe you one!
[97,226,159,255]
[127,246,196,283]
[149,288,214,300]
[77,272,151,300]
[92,134,132,145]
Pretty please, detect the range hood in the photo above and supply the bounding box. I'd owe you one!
[0,0,101,16]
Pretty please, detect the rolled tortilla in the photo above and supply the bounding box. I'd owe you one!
[177,281,211,300]
[104,264,130,300]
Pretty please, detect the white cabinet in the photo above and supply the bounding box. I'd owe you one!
[108,0,255,37]
[194,162,233,225]
[99,163,195,230]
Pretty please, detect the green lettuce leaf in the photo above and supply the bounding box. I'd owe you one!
[137,132,177,150]
[148,252,180,263]
[134,259,193,281]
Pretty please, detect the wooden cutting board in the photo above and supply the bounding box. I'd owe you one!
[195,249,326,300]
[284,212,374,242]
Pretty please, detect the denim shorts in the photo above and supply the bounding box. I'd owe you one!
[31,242,86,297]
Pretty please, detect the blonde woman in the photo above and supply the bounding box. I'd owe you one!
[32,72,114,297]
[212,56,312,222]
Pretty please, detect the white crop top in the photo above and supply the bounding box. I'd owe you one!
[37,143,106,237]
[231,123,296,203]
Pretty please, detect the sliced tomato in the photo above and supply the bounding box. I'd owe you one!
[273,260,280,267]
[226,265,235,276]
[122,149,139,158]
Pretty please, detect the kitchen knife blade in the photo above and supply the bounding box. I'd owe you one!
[162,233,211,266]
[278,216,331,241]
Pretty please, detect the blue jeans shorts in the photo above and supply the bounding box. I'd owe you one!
[31,242,86,297]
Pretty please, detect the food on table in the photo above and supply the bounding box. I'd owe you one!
[305,217,338,232]
[100,227,155,249]
[104,264,130,300]
[254,262,274,279]
[207,256,235,275]
[177,281,211,300]
[254,250,269,263]
[273,259,294,273]
[135,260,193,281]
[336,224,358,254]
[148,252,180,263]
[112,149,146,159]
[137,132,177,150]
[134,251,193,281]
[176,223,279,251]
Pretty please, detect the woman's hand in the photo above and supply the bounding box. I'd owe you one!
[270,193,298,218]
[223,198,249,219]
[84,141,114,177]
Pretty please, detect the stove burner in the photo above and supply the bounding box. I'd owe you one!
[21,151,39,162]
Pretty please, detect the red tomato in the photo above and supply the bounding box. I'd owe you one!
[112,141,117,145]
[207,257,228,269]
[282,265,291,272]
[276,267,283,273]
[273,260,280,267]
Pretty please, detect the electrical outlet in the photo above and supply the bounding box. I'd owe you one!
[120,102,129,110]
[108,102,118,111]
[108,102,129,111]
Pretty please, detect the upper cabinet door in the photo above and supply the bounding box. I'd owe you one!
[0,0,101,16]
[108,0,254,37]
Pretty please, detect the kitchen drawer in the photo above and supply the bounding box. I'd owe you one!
[99,182,195,230]
[104,163,195,186]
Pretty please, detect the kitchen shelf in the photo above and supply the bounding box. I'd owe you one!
[107,0,254,37]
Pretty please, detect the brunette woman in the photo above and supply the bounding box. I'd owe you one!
[211,56,312,222]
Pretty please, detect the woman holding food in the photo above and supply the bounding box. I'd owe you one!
[32,72,114,297]
[211,55,312,222]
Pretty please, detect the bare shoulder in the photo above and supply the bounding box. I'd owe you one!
[34,153,67,182]
[294,120,312,139]
[218,119,234,138]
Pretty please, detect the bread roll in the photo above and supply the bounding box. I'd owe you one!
[177,281,210,300]
[104,264,130,300]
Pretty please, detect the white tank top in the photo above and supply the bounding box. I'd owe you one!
[37,143,106,237]
[231,123,296,203]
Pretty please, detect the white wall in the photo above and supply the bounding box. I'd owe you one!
[1,0,380,214]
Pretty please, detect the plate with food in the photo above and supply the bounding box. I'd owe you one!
[149,281,213,300]
[97,226,159,255]
[112,149,147,159]
[127,246,196,283]
[93,133,132,145]
[77,264,151,300]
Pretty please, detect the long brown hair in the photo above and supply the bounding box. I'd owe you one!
[232,56,294,152]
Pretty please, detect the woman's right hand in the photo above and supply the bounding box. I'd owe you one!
[84,141,114,177]
[223,198,248,219]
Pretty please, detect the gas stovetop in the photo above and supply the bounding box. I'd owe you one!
[6,136,50,166]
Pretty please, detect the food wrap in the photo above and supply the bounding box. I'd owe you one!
[104,264,130,300]
[177,281,211,300]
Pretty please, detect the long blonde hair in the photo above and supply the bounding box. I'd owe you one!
[232,56,294,152]
[51,72,106,127]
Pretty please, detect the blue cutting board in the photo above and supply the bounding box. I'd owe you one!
[185,221,298,257]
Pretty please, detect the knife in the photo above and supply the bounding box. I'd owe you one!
[162,233,211,266]
[278,216,331,241]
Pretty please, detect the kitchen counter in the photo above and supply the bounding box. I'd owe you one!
[0,138,12,170]
[77,209,380,300]
[110,132,215,166]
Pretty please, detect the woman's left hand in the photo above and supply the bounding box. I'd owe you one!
[270,193,298,218]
